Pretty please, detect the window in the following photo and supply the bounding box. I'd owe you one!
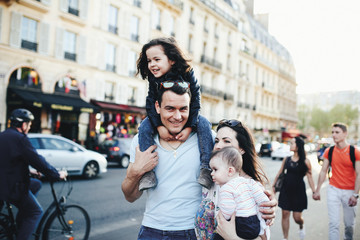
[130,16,139,42]
[238,20,244,33]
[188,34,193,53]
[64,30,76,61]
[68,0,79,16]
[21,16,38,52]
[204,16,208,33]
[108,5,118,34]
[105,82,115,101]
[189,7,194,24]
[133,0,141,8]
[41,138,73,151]
[152,8,161,30]
[106,43,116,72]
[128,51,137,77]
[128,87,137,105]
[246,64,249,79]
[169,16,175,37]
[214,23,219,39]
[240,39,246,51]
[228,32,232,46]
[227,54,231,70]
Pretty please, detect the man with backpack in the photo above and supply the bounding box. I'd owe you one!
[313,122,360,240]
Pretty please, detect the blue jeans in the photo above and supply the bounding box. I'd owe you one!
[139,115,213,169]
[13,178,43,240]
[138,226,197,240]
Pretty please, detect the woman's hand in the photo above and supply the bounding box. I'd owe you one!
[216,212,241,240]
[259,190,278,226]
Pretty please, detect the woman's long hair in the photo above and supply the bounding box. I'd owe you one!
[217,121,269,186]
[295,136,309,175]
[136,37,191,80]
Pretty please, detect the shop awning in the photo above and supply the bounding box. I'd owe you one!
[7,88,98,113]
[90,99,146,114]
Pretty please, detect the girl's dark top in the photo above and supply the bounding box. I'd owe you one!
[278,156,308,212]
[146,69,201,130]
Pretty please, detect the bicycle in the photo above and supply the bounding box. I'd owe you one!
[0,177,91,240]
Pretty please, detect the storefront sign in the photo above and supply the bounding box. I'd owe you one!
[51,104,73,111]
[33,102,42,108]
[80,108,94,113]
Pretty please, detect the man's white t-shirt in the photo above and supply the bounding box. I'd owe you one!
[130,132,202,230]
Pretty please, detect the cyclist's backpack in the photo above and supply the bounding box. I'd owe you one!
[328,145,356,169]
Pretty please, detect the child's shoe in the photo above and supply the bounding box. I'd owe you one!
[139,171,157,191]
[197,168,213,189]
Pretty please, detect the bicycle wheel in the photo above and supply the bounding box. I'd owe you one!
[42,205,90,240]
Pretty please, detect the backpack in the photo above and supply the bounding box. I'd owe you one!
[328,145,356,169]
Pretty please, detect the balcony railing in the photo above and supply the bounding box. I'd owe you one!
[156,25,161,31]
[237,101,243,108]
[200,85,224,98]
[64,52,77,61]
[200,55,222,69]
[199,0,238,27]
[106,64,116,73]
[21,40,38,52]
[167,0,183,10]
[108,25,118,34]
[68,7,79,16]
[223,93,234,101]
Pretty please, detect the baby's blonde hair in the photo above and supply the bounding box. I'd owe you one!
[211,147,243,172]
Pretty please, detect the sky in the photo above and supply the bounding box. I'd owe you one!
[254,0,360,94]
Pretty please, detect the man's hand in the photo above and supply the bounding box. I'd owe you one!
[158,126,175,141]
[175,127,192,142]
[259,190,277,226]
[59,170,68,180]
[133,145,158,174]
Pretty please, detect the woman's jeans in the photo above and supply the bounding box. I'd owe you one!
[138,226,197,240]
[327,185,357,240]
[138,115,213,169]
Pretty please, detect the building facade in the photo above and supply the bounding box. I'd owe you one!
[0,0,296,145]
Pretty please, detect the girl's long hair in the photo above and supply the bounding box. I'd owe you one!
[136,37,191,80]
[217,121,269,186]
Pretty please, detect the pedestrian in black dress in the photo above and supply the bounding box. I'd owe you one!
[272,137,316,240]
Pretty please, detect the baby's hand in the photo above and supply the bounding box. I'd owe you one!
[158,126,175,141]
[176,127,192,142]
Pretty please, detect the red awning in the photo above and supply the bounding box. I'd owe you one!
[90,100,146,114]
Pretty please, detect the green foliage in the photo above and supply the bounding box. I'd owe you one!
[300,104,358,135]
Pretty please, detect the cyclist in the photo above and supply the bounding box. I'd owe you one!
[0,108,67,240]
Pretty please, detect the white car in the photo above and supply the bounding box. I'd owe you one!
[28,134,107,179]
[271,143,293,161]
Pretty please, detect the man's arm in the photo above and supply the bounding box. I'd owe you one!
[348,161,360,206]
[313,158,330,200]
[121,145,158,202]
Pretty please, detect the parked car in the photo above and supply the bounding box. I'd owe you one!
[28,134,107,179]
[98,137,132,168]
[271,143,293,161]
[258,141,280,157]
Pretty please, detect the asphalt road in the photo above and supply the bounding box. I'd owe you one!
[36,153,360,239]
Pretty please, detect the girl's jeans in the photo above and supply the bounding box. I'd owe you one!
[138,115,213,169]
[327,185,357,240]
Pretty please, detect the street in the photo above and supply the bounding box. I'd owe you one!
[36,153,360,239]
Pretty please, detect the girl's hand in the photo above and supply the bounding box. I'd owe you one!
[175,127,192,142]
[157,126,175,141]
[259,190,278,226]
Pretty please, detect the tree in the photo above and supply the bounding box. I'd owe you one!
[310,107,331,136]
[329,104,358,126]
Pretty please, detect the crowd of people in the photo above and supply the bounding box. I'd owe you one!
[1,36,359,240]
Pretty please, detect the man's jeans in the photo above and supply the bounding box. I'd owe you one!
[138,226,197,240]
[13,178,43,240]
[327,185,357,240]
